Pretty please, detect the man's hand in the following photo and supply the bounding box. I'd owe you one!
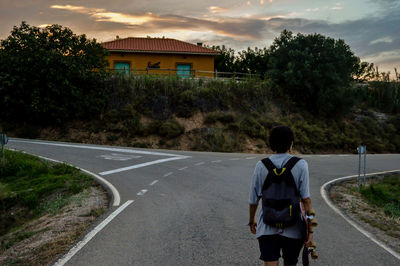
[250,222,257,234]
[305,232,313,247]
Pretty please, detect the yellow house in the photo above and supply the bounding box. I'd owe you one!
[102,37,219,78]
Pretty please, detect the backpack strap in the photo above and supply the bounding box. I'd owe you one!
[284,156,301,171]
[261,156,302,192]
[261,158,276,172]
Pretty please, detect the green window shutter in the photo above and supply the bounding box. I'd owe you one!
[177,64,191,78]
[115,62,130,75]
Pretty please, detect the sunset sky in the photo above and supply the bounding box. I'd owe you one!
[1,0,399,74]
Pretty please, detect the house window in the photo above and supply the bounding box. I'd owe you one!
[114,62,130,74]
[177,64,191,78]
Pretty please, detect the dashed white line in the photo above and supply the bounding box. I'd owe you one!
[137,189,148,196]
[246,157,256,159]
[149,180,158,186]
[229,158,240,161]
[164,172,173,177]
[178,166,188,170]
[211,160,222,163]
[54,200,134,266]
[195,162,205,166]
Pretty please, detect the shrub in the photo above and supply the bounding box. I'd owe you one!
[159,120,185,138]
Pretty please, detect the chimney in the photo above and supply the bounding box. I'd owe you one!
[197,42,203,47]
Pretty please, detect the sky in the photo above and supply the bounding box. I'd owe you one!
[0,0,399,74]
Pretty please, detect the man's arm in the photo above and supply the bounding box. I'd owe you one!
[301,197,314,246]
[249,204,258,234]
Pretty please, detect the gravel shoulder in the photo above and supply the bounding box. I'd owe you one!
[0,185,108,265]
[329,174,400,254]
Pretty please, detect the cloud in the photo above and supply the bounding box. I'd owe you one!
[208,6,228,13]
[49,4,267,40]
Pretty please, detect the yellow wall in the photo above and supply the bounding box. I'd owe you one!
[106,52,215,77]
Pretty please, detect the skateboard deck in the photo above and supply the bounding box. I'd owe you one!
[300,202,318,266]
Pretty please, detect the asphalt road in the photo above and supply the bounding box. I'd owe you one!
[7,139,400,266]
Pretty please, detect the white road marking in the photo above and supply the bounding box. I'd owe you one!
[246,157,256,159]
[149,180,158,186]
[319,155,331,157]
[178,166,188,170]
[54,200,134,266]
[13,152,121,207]
[229,158,240,161]
[10,139,182,157]
[164,172,173,177]
[338,155,350,157]
[321,170,400,261]
[195,162,205,166]
[99,156,190,176]
[137,189,148,196]
[100,153,142,161]
[211,160,221,163]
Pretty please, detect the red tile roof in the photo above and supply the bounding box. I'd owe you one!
[102,37,219,55]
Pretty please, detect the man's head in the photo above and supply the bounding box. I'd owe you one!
[269,126,294,153]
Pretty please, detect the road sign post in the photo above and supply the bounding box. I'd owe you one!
[357,145,367,191]
[1,133,8,164]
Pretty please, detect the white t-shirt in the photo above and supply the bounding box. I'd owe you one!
[249,153,310,239]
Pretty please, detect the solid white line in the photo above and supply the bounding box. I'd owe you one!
[246,157,256,159]
[211,160,221,163]
[338,155,350,157]
[164,172,173,177]
[195,162,205,165]
[54,200,134,266]
[229,158,240,161]
[137,189,148,196]
[99,156,189,175]
[12,152,121,207]
[319,155,331,157]
[320,170,400,261]
[149,180,158,186]
[178,166,188,170]
[10,139,182,157]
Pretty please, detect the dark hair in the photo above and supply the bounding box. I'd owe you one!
[269,126,294,153]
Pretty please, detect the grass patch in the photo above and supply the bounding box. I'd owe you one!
[1,228,50,251]
[360,175,400,218]
[0,150,97,236]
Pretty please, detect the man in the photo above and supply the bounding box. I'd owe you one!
[248,126,314,266]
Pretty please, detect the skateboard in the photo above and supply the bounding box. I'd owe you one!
[300,203,318,266]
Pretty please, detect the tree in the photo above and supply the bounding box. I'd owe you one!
[0,22,109,124]
[212,45,236,73]
[267,30,359,116]
[235,47,269,79]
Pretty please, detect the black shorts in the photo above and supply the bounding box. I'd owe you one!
[258,234,304,264]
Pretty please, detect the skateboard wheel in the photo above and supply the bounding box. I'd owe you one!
[311,251,318,259]
[310,242,317,248]
[310,218,318,227]
[308,209,316,216]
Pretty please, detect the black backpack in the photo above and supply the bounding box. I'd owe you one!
[261,156,301,228]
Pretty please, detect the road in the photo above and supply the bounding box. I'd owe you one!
[7,139,400,265]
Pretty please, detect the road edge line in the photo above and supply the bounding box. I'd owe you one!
[320,169,400,261]
[7,149,121,207]
[53,200,134,266]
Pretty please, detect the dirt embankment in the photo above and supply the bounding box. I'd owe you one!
[0,186,108,265]
[330,177,400,254]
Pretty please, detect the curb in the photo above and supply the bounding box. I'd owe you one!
[320,170,400,261]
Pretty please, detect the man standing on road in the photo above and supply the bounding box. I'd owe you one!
[248,126,314,266]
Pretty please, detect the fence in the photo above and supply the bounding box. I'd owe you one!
[106,68,261,81]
